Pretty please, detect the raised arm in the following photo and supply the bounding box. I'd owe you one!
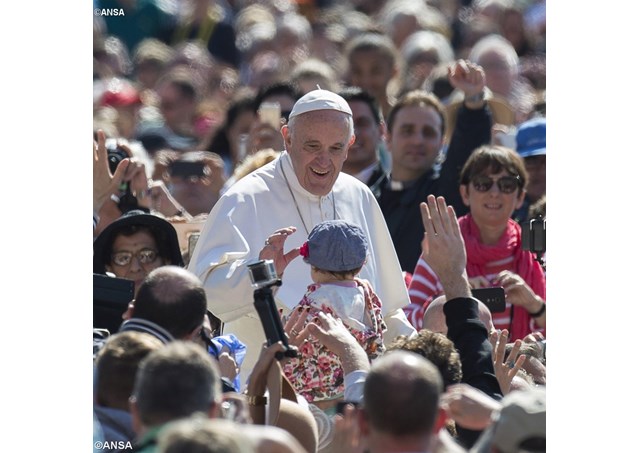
[419,195,503,449]
[438,60,493,215]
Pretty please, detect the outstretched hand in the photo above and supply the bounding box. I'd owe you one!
[282,305,312,348]
[490,329,526,396]
[420,195,470,299]
[258,227,301,277]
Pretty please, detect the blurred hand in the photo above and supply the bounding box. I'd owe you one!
[248,120,284,154]
[217,347,240,383]
[328,403,365,453]
[93,129,129,213]
[441,383,500,430]
[147,180,191,219]
[494,270,539,310]
[448,59,486,98]
[202,153,227,197]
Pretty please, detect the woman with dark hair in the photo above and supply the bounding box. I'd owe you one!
[93,210,184,295]
[205,89,257,176]
[407,145,545,340]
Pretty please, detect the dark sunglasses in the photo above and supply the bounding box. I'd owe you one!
[471,175,521,194]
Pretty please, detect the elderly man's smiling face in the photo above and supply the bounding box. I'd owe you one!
[283,109,355,196]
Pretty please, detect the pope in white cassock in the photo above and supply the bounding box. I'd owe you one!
[188,89,417,383]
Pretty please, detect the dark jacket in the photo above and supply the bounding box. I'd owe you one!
[377,104,492,272]
[444,297,503,449]
[94,405,136,453]
[365,161,390,199]
[377,170,439,272]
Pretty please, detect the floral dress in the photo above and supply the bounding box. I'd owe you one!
[283,278,386,403]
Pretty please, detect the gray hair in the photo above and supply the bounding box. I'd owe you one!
[469,34,519,74]
[401,30,454,66]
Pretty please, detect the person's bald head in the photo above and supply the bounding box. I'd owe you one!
[132,266,207,339]
[363,350,443,438]
[423,295,495,335]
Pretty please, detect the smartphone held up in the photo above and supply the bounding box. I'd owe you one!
[258,102,282,130]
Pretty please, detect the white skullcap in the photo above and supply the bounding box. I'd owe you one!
[289,88,352,119]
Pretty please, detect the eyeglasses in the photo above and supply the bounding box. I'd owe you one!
[111,248,159,266]
[471,175,521,194]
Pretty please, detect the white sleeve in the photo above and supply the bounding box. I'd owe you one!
[383,307,418,345]
[343,370,368,403]
[187,198,260,322]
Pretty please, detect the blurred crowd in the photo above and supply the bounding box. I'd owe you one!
[93,0,546,451]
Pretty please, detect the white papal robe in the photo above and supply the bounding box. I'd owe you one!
[188,151,416,384]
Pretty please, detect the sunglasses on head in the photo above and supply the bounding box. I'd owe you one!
[471,175,521,194]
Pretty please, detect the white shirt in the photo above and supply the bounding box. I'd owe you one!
[188,151,416,381]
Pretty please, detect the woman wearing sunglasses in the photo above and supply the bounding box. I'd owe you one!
[407,145,546,340]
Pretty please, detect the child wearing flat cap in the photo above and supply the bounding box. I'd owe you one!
[282,220,386,405]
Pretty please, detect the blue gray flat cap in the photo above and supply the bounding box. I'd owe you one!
[289,89,352,119]
[305,220,368,272]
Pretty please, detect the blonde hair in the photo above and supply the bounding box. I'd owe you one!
[232,149,280,181]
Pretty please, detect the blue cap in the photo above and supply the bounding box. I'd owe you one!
[305,220,368,272]
[516,117,546,158]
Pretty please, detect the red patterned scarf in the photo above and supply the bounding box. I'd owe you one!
[458,214,545,299]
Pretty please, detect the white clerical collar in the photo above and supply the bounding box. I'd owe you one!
[389,177,421,191]
[390,179,405,191]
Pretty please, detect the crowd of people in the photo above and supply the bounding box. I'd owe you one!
[93,0,546,451]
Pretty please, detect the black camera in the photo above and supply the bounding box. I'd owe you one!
[247,259,279,289]
[93,273,135,335]
[107,145,129,174]
[107,144,140,213]
[526,215,545,268]
[168,161,208,180]
[471,287,506,313]
[528,216,545,255]
[247,260,298,360]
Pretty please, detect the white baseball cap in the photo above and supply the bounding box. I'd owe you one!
[289,88,352,119]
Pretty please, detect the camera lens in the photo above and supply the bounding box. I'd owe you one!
[247,260,278,288]
[108,146,129,174]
